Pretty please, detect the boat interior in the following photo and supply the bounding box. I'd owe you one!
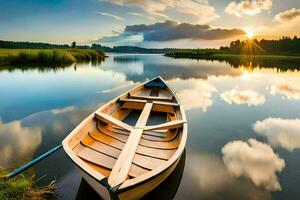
[66,78,186,188]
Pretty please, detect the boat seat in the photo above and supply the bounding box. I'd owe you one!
[130,95,172,102]
[119,98,179,107]
[95,112,132,131]
[153,100,179,107]
[144,120,185,131]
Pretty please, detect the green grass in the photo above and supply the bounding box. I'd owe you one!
[0,48,105,67]
[0,171,54,200]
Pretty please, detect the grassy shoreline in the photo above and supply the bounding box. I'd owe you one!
[164,51,300,60]
[165,51,300,71]
[0,171,54,200]
[0,49,105,67]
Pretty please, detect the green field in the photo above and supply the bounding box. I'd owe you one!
[0,49,105,67]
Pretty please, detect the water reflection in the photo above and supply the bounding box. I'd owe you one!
[0,54,300,199]
[221,89,266,106]
[97,81,137,94]
[0,119,42,169]
[101,54,243,81]
[270,82,300,100]
[113,55,142,63]
[254,118,300,152]
[168,78,217,111]
[198,56,300,71]
[177,152,272,200]
[222,139,285,191]
[0,64,75,73]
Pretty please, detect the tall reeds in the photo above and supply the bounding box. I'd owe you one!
[0,49,105,66]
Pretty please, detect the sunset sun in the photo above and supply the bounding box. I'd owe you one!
[245,29,254,39]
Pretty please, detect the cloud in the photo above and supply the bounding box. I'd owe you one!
[102,0,171,19]
[98,20,245,45]
[171,0,219,24]
[101,0,218,24]
[96,12,124,20]
[127,12,155,21]
[275,8,300,22]
[260,8,300,37]
[221,89,265,106]
[253,118,300,152]
[225,0,272,17]
[222,139,285,191]
[0,119,42,169]
[177,80,217,111]
[270,82,300,100]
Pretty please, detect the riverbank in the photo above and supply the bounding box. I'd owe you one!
[164,50,300,60]
[165,51,300,70]
[0,171,54,200]
[0,49,105,67]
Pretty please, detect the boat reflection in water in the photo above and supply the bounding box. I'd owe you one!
[76,150,186,200]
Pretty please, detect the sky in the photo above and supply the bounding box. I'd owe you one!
[0,0,300,48]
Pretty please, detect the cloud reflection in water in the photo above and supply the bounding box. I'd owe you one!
[170,79,217,111]
[270,82,300,100]
[254,118,300,152]
[0,119,42,169]
[179,153,272,199]
[222,139,285,191]
[221,89,266,106]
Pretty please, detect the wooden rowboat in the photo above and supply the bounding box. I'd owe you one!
[62,77,187,200]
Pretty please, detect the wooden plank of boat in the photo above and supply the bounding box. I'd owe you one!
[96,124,181,149]
[108,102,153,187]
[62,76,187,200]
[130,95,172,102]
[95,112,132,131]
[119,98,179,107]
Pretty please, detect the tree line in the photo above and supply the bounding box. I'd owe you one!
[91,44,178,54]
[0,40,71,49]
[0,40,180,54]
[220,36,300,55]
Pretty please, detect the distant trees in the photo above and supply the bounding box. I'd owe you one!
[0,40,70,49]
[91,44,177,54]
[0,40,91,50]
[71,41,76,48]
[222,36,300,55]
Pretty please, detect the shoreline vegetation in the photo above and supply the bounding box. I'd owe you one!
[0,170,54,200]
[164,36,300,70]
[165,52,300,71]
[0,49,105,67]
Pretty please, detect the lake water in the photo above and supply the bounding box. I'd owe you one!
[1,54,300,199]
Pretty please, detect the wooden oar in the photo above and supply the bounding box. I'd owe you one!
[2,144,63,180]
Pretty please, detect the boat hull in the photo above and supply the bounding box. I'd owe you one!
[78,155,182,200]
[63,77,188,200]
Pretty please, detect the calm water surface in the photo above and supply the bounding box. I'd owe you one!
[1,54,300,199]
